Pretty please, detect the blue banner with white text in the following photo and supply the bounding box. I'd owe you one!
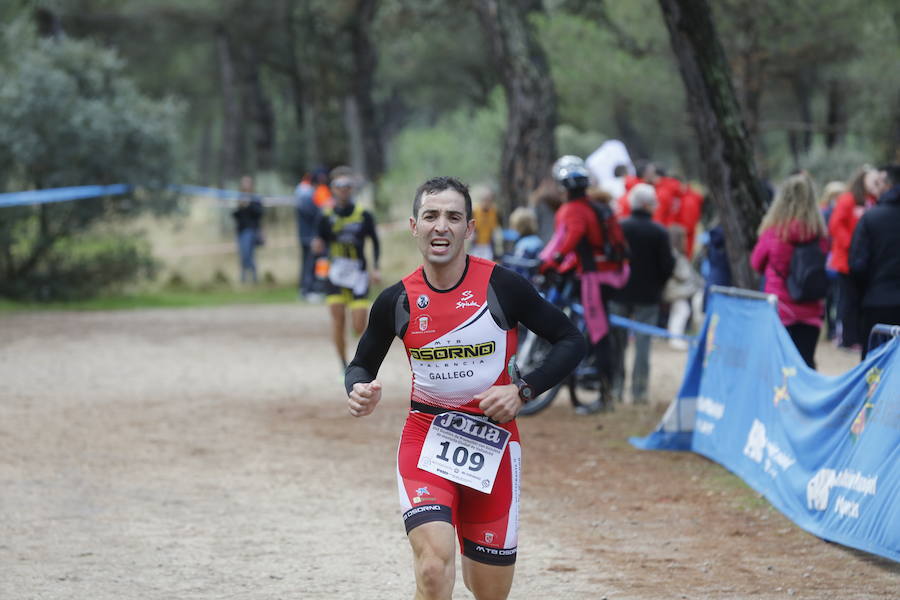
[631,293,900,562]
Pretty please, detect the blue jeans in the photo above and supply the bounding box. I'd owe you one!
[299,241,316,295]
[608,301,660,403]
[238,228,258,283]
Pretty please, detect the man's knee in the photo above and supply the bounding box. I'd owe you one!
[462,559,514,600]
[415,553,453,596]
[409,522,456,598]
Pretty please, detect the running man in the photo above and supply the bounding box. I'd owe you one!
[312,165,380,370]
[345,176,585,599]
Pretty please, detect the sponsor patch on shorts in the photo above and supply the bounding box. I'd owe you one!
[462,538,517,566]
[402,503,452,533]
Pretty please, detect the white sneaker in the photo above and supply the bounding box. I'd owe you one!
[669,338,689,351]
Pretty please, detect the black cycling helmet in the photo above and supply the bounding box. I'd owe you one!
[552,155,591,191]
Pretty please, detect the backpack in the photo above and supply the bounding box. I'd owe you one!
[574,200,629,271]
[589,202,629,265]
[785,239,828,302]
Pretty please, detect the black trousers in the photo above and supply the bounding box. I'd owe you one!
[860,305,900,360]
[786,323,820,369]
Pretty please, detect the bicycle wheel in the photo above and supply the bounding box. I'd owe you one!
[518,380,565,415]
[563,308,610,412]
[567,347,615,413]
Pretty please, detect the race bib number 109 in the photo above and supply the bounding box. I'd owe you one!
[417,412,511,494]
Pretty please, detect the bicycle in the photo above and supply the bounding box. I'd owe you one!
[501,255,608,416]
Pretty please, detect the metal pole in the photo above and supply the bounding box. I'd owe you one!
[867,323,900,353]
[709,285,778,305]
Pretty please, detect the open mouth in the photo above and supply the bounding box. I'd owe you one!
[430,239,451,253]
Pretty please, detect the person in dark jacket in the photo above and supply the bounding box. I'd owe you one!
[849,164,900,359]
[232,175,264,284]
[608,183,675,404]
[700,223,732,310]
[295,172,323,300]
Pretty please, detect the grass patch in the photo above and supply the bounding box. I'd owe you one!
[702,464,774,512]
[0,284,301,312]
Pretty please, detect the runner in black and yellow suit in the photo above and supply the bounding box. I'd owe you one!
[312,166,380,370]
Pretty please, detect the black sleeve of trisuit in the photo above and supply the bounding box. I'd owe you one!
[364,211,381,269]
[491,266,586,395]
[344,282,404,394]
[317,213,332,242]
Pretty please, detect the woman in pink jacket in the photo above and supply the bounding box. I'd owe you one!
[751,173,828,368]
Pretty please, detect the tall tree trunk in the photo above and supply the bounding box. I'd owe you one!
[344,96,367,177]
[282,0,320,168]
[474,0,558,214]
[216,27,244,183]
[34,7,63,39]
[198,118,213,185]
[658,0,767,289]
[731,6,765,152]
[243,46,275,171]
[612,95,651,161]
[346,0,384,186]
[824,79,845,149]
[791,76,814,155]
[787,130,802,173]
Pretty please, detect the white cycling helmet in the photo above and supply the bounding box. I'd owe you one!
[552,155,591,190]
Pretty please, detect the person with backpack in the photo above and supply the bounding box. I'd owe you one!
[540,155,630,412]
[751,173,829,368]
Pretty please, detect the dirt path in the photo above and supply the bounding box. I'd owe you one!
[1,304,897,599]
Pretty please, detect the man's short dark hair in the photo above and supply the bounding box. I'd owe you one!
[413,176,473,220]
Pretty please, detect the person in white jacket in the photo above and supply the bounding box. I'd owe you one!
[664,224,704,350]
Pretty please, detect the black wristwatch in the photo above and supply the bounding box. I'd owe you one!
[516,378,536,403]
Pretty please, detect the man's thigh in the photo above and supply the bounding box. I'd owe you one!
[397,418,521,561]
[455,440,521,567]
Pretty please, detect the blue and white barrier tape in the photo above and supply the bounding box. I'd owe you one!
[0,184,133,207]
[0,183,298,208]
[169,184,245,200]
[169,185,297,207]
[609,314,697,343]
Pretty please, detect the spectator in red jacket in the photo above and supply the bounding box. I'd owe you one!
[615,161,657,218]
[616,163,688,231]
[751,173,829,368]
[653,174,682,226]
[828,166,886,348]
[676,185,704,258]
